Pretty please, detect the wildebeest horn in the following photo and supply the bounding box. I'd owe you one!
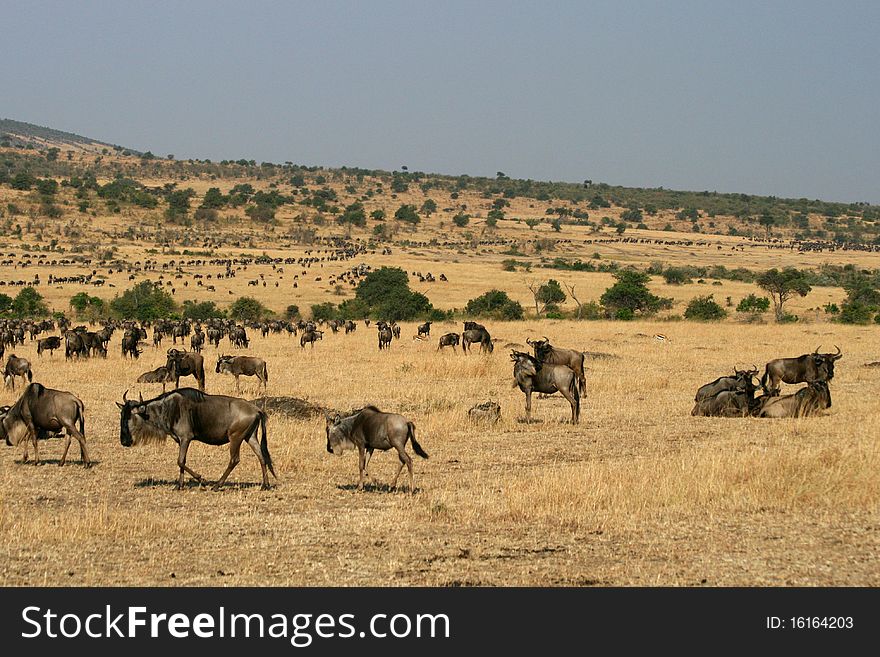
[814,345,821,354]
[526,337,534,345]
[122,390,129,403]
[139,392,144,403]
[833,345,842,360]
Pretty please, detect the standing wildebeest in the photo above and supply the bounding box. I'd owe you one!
[694,366,759,402]
[36,335,62,357]
[754,381,832,418]
[461,322,493,354]
[344,320,356,334]
[527,336,587,392]
[165,348,206,391]
[392,322,401,340]
[64,330,88,360]
[417,321,432,338]
[4,355,33,390]
[229,325,249,349]
[117,388,275,490]
[378,326,392,350]
[0,382,89,467]
[121,331,142,359]
[137,365,176,393]
[437,332,460,351]
[300,329,323,348]
[761,346,841,396]
[216,355,268,392]
[511,351,580,424]
[325,406,428,493]
[190,329,205,353]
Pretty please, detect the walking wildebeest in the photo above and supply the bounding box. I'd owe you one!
[4,354,33,390]
[136,365,176,393]
[0,382,89,467]
[527,336,587,392]
[754,381,832,418]
[511,351,580,424]
[761,346,841,396]
[300,329,323,348]
[117,388,275,490]
[417,321,432,338]
[165,348,206,391]
[462,323,493,354]
[325,406,428,494]
[36,335,62,357]
[378,326,392,350]
[694,366,759,402]
[437,332,460,351]
[216,355,268,392]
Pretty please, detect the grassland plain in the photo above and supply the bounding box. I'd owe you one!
[0,320,877,586]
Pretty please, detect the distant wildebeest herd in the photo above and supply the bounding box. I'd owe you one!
[0,315,845,494]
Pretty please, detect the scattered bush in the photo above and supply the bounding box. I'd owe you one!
[684,294,727,321]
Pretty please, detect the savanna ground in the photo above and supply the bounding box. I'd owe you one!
[0,320,877,586]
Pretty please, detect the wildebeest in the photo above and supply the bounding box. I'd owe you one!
[165,348,206,391]
[761,346,842,396]
[325,406,428,493]
[64,330,88,359]
[527,337,587,392]
[754,381,832,418]
[136,365,176,393]
[344,320,356,334]
[229,325,249,349]
[4,354,33,390]
[691,373,759,417]
[378,326,392,350]
[0,382,89,467]
[117,388,275,490]
[121,331,142,359]
[300,329,323,348]
[437,332,460,351]
[36,335,62,357]
[190,330,205,353]
[462,323,493,354]
[694,366,758,402]
[417,321,432,338]
[392,323,401,340]
[511,351,580,424]
[216,355,268,392]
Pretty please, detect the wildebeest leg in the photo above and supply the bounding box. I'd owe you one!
[390,446,414,493]
[363,448,374,480]
[59,433,72,467]
[213,439,242,491]
[357,445,367,490]
[243,433,270,490]
[234,375,240,393]
[176,437,204,489]
[62,419,90,467]
[525,388,532,422]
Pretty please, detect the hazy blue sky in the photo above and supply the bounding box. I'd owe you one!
[2,1,878,202]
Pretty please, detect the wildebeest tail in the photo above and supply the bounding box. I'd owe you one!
[27,369,33,382]
[78,399,85,436]
[570,375,581,421]
[407,422,428,459]
[263,363,268,383]
[258,411,276,478]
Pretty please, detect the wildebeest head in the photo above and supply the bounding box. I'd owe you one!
[117,391,164,447]
[0,405,11,445]
[814,345,842,380]
[325,412,354,455]
[527,336,553,360]
[215,355,234,373]
[510,350,539,378]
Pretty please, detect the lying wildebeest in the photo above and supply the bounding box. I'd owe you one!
[437,332,460,351]
[0,382,89,467]
[378,326,392,350]
[462,323,493,354]
[216,355,268,392]
[527,336,587,392]
[36,335,62,357]
[691,374,759,417]
[417,321,432,338]
[325,406,428,493]
[165,348,206,391]
[694,366,758,402]
[300,329,323,348]
[754,381,832,418]
[117,388,275,490]
[761,346,841,396]
[136,365,176,393]
[511,351,580,424]
[4,354,33,390]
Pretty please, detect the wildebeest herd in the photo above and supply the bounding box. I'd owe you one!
[0,315,844,495]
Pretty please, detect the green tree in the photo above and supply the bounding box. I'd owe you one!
[339,201,367,227]
[0,293,12,314]
[352,267,435,321]
[394,204,420,224]
[200,187,227,209]
[536,279,566,312]
[182,300,224,320]
[310,302,338,322]
[756,268,812,321]
[836,277,880,324]
[736,294,770,314]
[465,289,524,320]
[69,292,106,318]
[684,294,727,321]
[759,210,777,237]
[370,209,386,221]
[285,304,301,320]
[110,282,177,320]
[452,212,470,227]
[420,199,437,216]
[600,270,667,317]
[229,296,271,321]
[12,287,49,318]
[662,267,692,285]
[525,218,540,230]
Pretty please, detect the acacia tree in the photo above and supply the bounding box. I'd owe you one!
[756,268,811,321]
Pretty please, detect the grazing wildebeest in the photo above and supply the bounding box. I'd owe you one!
[694,366,759,402]
[462,323,493,353]
[754,381,832,418]
[691,374,759,417]
[117,388,275,490]
[417,321,432,338]
[190,330,205,353]
[121,331,142,359]
[527,336,587,392]
[300,329,323,348]
[4,355,33,390]
[510,351,580,424]
[437,332,460,351]
[216,355,268,392]
[229,325,249,349]
[325,406,428,493]
[378,326,392,350]
[165,348,206,391]
[344,320,356,334]
[136,365,176,393]
[36,335,62,357]
[761,346,842,396]
[64,330,88,360]
[0,382,89,467]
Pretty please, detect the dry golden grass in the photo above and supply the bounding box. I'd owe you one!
[1,320,877,586]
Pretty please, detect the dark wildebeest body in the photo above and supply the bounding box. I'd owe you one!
[378,326,392,350]
[165,349,206,391]
[437,332,460,351]
[36,335,62,357]
[0,382,89,466]
[64,330,87,360]
[117,388,275,490]
[461,322,493,354]
[325,406,428,493]
[755,381,832,418]
[121,331,142,359]
[137,365,176,393]
[417,321,432,338]
[691,373,759,417]
[527,337,587,392]
[300,330,323,348]
[229,326,249,349]
[216,355,268,392]
[511,351,580,423]
[392,323,401,340]
[694,367,758,402]
[190,331,205,353]
[761,346,841,396]
[4,355,33,390]
[345,320,356,334]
